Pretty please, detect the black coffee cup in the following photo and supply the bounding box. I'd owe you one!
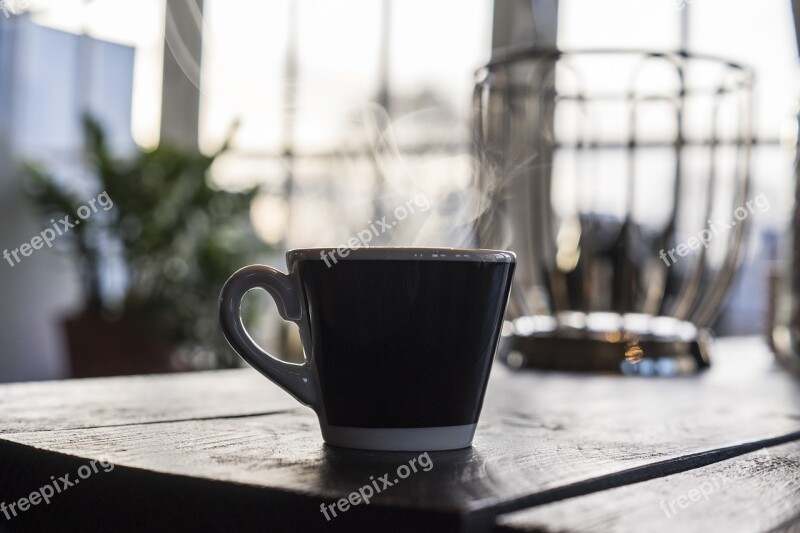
[219,247,515,451]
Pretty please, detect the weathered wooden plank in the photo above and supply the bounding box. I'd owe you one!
[0,439,460,533]
[0,368,296,434]
[0,340,800,527]
[0,338,797,531]
[5,408,800,514]
[494,440,800,533]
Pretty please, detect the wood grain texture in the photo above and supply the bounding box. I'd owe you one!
[494,441,800,532]
[0,338,798,532]
[0,368,297,434]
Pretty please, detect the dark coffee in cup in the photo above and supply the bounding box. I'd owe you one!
[219,248,515,451]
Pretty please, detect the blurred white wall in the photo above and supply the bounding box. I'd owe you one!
[0,15,134,382]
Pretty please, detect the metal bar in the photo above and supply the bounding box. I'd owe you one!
[160,0,203,148]
[670,86,724,320]
[280,0,298,248]
[690,74,754,326]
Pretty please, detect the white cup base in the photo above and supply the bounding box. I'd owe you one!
[320,424,478,451]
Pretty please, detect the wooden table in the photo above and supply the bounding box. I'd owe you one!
[0,337,798,532]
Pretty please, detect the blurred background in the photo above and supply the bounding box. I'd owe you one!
[0,0,798,382]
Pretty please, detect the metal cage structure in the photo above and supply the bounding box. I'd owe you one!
[474,49,753,375]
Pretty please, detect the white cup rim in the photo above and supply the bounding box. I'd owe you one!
[287,247,516,264]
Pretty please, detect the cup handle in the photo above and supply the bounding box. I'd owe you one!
[219,265,316,407]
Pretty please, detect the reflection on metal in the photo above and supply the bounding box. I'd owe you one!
[624,337,644,364]
[500,313,709,375]
[474,49,752,375]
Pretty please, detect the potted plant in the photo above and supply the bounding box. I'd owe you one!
[24,116,263,376]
